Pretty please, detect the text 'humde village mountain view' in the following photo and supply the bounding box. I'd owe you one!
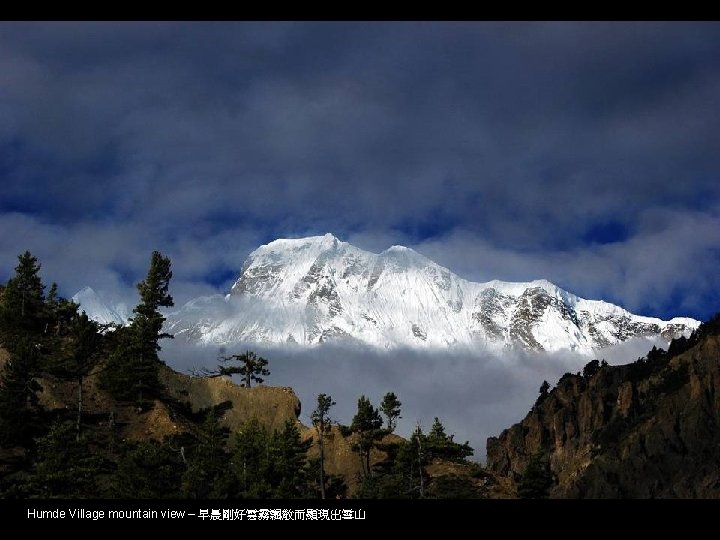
[1,22,720,501]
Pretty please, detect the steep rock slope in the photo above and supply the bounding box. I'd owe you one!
[160,367,301,433]
[486,317,720,497]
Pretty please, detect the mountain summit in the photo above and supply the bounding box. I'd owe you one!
[75,235,699,354]
[122,234,696,354]
[72,287,129,326]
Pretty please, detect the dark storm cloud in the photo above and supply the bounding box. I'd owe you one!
[1,22,719,319]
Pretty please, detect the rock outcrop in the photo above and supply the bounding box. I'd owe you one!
[487,317,720,498]
[160,367,301,433]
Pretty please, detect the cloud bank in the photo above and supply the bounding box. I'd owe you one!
[161,337,665,461]
[0,22,719,321]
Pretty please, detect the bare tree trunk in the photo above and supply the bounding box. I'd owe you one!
[416,422,424,498]
[356,441,367,477]
[138,350,143,404]
[76,376,83,442]
[319,422,326,499]
[245,369,251,388]
[243,460,247,493]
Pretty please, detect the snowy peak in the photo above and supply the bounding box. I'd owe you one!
[71,287,128,326]
[252,233,341,258]
[164,234,700,354]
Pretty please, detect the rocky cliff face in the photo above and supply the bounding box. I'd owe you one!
[160,367,301,434]
[486,318,720,498]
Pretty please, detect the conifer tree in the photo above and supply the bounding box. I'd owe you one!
[380,392,402,432]
[44,284,78,337]
[350,395,384,477]
[425,417,473,461]
[100,251,173,404]
[131,251,174,379]
[182,413,232,499]
[427,417,448,442]
[231,418,314,498]
[305,458,348,499]
[133,251,174,347]
[582,360,601,379]
[131,250,174,403]
[535,380,551,408]
[113,439,185,499]
[311,393,335,499]
[0,251,46,350]
[30,421,105,498]
[218,350,270,388]
[0,338,43,447]
[55,312,102,440]
[406,424,427,497]
[268,419,311,498]
[45,283,58,334]
[233,418,272,497]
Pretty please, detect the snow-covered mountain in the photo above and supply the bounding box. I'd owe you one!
[154,234,698,355]
[72,287,129,326]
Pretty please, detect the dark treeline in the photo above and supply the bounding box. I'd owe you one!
[0,251,479,499]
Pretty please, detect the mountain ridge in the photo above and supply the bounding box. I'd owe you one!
[486,315,720,497]
[75,234,700,355]
[72,286,129,327]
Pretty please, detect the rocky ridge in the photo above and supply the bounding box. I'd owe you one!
[486,316,720,497]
